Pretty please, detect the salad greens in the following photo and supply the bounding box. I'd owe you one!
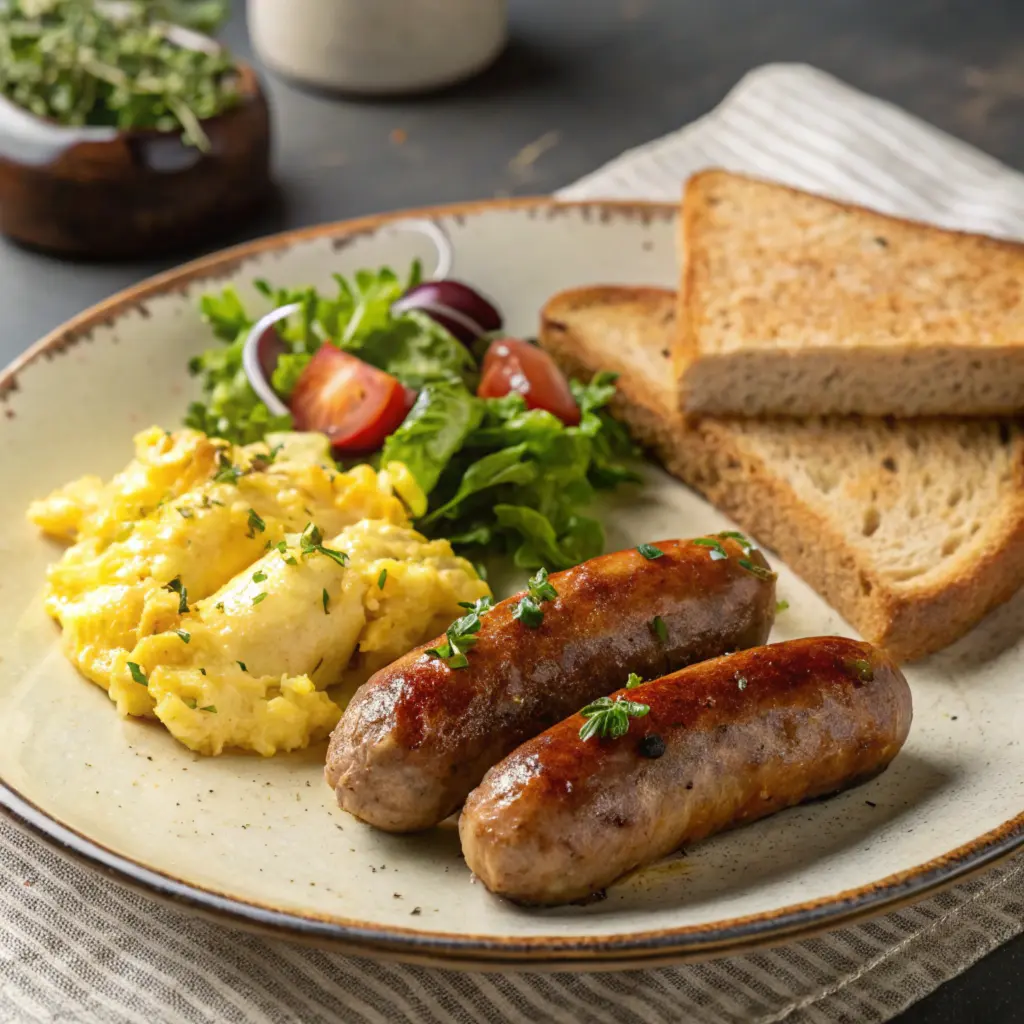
[186,265,639,570]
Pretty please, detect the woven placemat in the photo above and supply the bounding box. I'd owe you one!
[2,64,1022,1024]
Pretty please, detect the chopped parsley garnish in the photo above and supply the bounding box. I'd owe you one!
[299,523,348,566]
[199,668,207,676]
[736,674,748,690]
[173,629,191,644]
[693,537,729,560]
[252,592,268,606]
[252,571,267,583]
[513,567,558,629]
[650,615,668,643]
[272,540,298,566]
[215,602,225,612]
[512,595,544,629]
[625,672,644,690]
[127,662,149,686]
[776,599,790,614]
[578,695,650,741]
[183,697,197,709]
[377,568,388,590]
[213,450,242,485]
[237,661,247,672]
[718,530,756,555]
[636,543,665,560]
[246,508,266,538]
[251,444,283,469]
[322,588,330,614]
[693,535,776,580]
[163,576,189,614]
[526,567,558,603]
[738,558,775,581]
[200,705,218,713]
[200,495,224,509]
[177,506,194,519]
[427,596,494,669]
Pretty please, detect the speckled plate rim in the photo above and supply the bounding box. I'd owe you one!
[2,196,1022,969]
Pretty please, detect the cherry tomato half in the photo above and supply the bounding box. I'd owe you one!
[289,345,409,454]
[477,338,581,426]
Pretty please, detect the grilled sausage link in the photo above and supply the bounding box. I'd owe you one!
[326,537,776,831]
[460,637,912,905]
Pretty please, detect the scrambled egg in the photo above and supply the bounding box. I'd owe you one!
[28,427,489,756]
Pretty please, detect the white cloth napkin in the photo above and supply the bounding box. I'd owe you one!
[2,63,1022,1024]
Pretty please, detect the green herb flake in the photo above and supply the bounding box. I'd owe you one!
[693,537,728,561]
[299,523,348,566]
[199,668,207,676]
[127,662,149,687]
[377,568,388,590]
[252,571,267,583]
[215,602,225,612]
[526,566,558,603]
[636,543,665,560]
[427,597,494,669]
[163,576,189,614]
[625,672,644,690]
[252,592,268,606]
[184,697,198,710]
[718,530,756,555]
[273,540,298,566]
[177,506,194,519]
[578,696,650,742]
[738,557,776,581]
[512,594,544,629]
[322,588,330,615]
[237,661,247,672]
[650,615,668,643]
[213,451,243,485]
[776,599,790,614]
[246,508,266,538]
[173,629,191,644]
[200,705,218,714]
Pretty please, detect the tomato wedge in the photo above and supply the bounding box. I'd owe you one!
[478,338,581,426]
[289,345,410,454]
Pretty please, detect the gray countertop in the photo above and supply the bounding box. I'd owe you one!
[1,0,1020,1018]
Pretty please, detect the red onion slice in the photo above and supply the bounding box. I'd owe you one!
[241,303,299,417]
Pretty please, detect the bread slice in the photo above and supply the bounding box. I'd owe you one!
[676,170,1024,418]
[541,285,1024,661]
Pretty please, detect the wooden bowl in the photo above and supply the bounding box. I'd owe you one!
[0,61,271,260]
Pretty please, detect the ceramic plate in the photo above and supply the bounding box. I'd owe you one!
[2,199,1022,969]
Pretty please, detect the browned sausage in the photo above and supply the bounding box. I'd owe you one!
[326,536,777,831]
[460,636,912,905]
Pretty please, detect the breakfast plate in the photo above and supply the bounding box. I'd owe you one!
[1,197,1022,968]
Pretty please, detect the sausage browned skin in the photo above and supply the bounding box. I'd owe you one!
[326,537,776,832]
[460,636,912,905]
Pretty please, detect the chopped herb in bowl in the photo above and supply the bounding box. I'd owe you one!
[0,0,240,150]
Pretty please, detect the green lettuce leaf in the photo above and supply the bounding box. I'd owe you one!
[346,312,477,390]
[379,382,484,495]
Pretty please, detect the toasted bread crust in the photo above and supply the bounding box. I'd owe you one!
[541,285,1024,661]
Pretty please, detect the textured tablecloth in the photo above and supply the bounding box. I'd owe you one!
[2,63,1022,1024]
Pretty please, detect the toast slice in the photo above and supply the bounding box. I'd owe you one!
[540,285,1024,662]
[676,170,1024,418]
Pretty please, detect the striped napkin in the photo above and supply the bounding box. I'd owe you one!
[2,63,1022,1024]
